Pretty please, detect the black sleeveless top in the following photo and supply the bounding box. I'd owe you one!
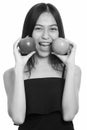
[18,68,74,130]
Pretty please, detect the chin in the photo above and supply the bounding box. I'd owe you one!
[37,51,50,58]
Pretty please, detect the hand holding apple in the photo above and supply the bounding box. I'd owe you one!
[18,36,36,55]
[13,37,36,69]
[52,38,76,66]
[52,38,70,55]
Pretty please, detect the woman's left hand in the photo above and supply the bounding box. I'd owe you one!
[52,39,77,66]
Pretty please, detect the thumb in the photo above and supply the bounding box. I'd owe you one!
[57,55,68,63]
[26,51,36,59]
[52,52,68,63]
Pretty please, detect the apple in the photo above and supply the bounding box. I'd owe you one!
[52,38,69,55]
[18,36,35,55]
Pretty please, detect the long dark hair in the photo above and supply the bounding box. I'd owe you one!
[22,3,65,73]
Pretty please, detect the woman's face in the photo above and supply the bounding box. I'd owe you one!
[32,12,59,58]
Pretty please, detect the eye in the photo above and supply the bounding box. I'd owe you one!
[34,26,42,31]
[50,27,58,31]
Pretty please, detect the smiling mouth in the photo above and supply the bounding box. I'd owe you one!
[39,42,51,47]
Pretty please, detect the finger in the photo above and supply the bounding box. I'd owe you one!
[13,38,21,50]
[67,42,77,55]
[71,44,77,54]
[51,52,68,63]
[64,38,74,45]
[70,43,77,52]
[67,44,72,55]
[26,51,36,59]
[13,38,22,56]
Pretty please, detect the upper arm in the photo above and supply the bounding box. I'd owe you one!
[64,65,82,91]
[74,65,82,91]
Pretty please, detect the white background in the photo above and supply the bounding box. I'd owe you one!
[0,0,87,130]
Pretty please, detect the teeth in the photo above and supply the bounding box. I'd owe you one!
[39,42,50,46]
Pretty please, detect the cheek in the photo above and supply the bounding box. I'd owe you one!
[49,31,59,40]
[32,30,42,39]
[34,41,40,51]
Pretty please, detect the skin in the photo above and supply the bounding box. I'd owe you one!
[32,12,59,59]
[3,12,81,124]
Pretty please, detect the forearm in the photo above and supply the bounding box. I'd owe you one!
[62,64,79,121]
[9,65,26,123]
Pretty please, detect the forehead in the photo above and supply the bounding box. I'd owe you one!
[36,12,57,26]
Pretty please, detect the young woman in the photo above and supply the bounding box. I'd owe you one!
[3,3,81,130]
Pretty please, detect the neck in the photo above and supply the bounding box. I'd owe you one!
[34,53,50,65]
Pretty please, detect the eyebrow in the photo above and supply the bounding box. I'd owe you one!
[35,24,58,27]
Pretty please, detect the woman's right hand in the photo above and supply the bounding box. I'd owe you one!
[13,38,36,70]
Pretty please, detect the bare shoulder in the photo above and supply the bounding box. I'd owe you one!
[3,68,15,95]
[3,68,15,82]
[4,67,14,75]
[75,65,82,76]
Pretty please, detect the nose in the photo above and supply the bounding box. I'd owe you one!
[42,29,50,40]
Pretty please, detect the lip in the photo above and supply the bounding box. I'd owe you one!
[39,42,51,46]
